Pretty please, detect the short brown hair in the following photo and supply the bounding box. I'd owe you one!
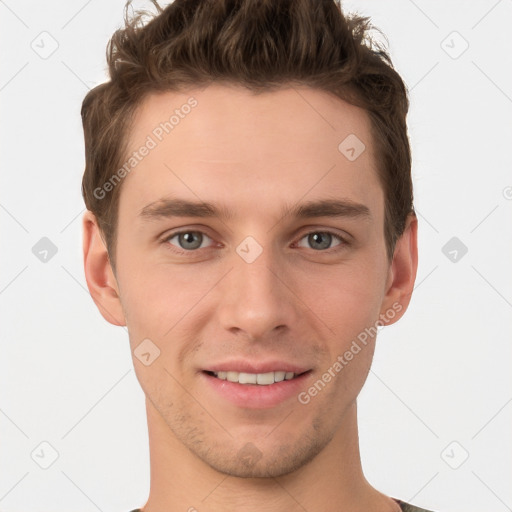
[81,0,414,269]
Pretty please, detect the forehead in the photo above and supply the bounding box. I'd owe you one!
[120,83,382,220]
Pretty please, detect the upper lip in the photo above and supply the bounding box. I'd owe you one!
[203,360,311,374]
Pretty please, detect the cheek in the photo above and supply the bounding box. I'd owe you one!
[298,259,386,341]
[117,267,205,394]
[306,269,382,405]
[116,256,222,348]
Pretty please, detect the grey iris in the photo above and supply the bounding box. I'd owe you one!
[309,232,332,250]
[179,232,203,250]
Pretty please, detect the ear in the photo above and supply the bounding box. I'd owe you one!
[379,213,418,326]
[82,210,126,326]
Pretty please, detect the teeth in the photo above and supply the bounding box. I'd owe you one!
[213,370,298,385]
[239,372,257,384]
[274,371,286,382]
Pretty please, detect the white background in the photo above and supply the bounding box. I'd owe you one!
[1,1,511,511]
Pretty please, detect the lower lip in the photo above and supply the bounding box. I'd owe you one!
[200,371,312,409]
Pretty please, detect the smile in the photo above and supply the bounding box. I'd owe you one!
[202,369,312,409]
[206,370,304,385]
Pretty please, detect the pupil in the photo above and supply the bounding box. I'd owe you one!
[180,232,202,249]
[309,232,331,250]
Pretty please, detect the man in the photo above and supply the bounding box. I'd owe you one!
[81,0,428,510]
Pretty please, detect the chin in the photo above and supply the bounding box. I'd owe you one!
[190,426,331,479]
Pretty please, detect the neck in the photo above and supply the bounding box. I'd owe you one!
[141,399,397,512]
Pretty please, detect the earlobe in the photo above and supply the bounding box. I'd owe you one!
[82,211,126,326]
[379,213,418,326]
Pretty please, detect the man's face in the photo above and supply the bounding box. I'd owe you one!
[109,84,403,477]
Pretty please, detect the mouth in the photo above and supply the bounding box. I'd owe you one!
[201,368,312,409]
[203,369,310,385]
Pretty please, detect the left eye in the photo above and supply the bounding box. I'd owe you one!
[166,231,214,251]
[297,232,343,251]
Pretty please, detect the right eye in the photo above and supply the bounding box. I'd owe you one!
[164,230,215,251]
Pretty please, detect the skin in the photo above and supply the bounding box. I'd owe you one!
[83,83,417,512]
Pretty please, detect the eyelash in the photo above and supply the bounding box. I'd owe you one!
[161,229,350,255]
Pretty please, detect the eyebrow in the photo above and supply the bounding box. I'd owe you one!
[138,198,371,221]
[291,199,371,220]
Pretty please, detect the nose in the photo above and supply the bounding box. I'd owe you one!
[216,243,300,341]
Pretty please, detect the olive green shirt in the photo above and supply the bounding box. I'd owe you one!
[395,498,435,512]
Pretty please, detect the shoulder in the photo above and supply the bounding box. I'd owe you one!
[394,499,437,512]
